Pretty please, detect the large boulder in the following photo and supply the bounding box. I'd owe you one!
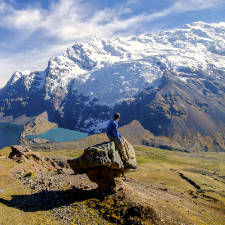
[67,141,137,193]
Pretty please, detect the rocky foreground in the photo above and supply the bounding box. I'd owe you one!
[2,144,160,225]
[0,145,224,225]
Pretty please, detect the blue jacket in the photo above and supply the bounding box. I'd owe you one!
[106,119,122,144]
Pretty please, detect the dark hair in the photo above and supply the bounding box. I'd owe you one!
[114,112,120,120]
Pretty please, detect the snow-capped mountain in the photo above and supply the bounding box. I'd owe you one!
[1,22,225,137]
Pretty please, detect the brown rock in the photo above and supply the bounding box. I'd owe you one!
[9,145,32,162]
[67,141,137,193]
[87,167,124,193]
[8,145,62,172]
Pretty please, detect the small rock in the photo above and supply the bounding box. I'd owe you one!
[159,187,168,191]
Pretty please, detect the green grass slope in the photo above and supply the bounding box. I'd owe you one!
[127,145,225,224]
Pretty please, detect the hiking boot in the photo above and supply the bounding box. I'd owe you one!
[125,164,137,171]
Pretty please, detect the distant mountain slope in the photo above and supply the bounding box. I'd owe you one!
[116,72,225,151]
[117,72,225,136]
[0,22,225,151]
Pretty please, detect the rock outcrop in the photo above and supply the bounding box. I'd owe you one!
[67,141,137,193]
[8,145,64,173]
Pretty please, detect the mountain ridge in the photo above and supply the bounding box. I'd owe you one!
[0,21,225,151]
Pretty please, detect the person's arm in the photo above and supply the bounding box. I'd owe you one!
[112,121,123,144]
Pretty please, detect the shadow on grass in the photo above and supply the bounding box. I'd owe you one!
[0,187,99,212]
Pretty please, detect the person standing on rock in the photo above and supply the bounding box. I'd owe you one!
[106,113,137,170]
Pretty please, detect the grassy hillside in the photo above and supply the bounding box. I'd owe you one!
[130,146,225,194]
[0,147,59,225]
[0,145,224,224]
[39,145,225,224]
[127,146,225,224]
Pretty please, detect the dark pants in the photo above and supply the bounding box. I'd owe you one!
[109,137,129,165]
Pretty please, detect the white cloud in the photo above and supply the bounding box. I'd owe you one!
[7,9,43,30]
[2,0,222,42]
[0,0,224,87]
[172,0,225,12]
[0,0,224,41]
[0,42,70,88]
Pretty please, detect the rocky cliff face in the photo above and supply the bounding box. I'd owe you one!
[0,22,225,150]
[0,71,46,119]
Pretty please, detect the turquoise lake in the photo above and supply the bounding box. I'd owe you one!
[0,123,88,149]
[26,128,88,142]
[0,122,24,149]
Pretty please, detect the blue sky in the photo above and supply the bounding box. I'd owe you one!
[0,0,225,87]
